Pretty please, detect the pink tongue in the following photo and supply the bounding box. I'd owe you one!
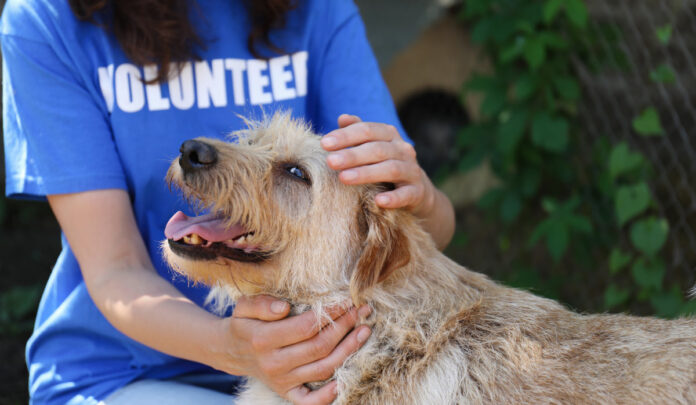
[164,211,246,242]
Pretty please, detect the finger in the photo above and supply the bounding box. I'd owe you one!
[285,381,337,405]
[326,141,401,171]
[321,122,399,151]
[337,114,361,128]
[232,295,290,321]
[338,160,420,186]
[278,306,365,368]
[265,304,352,347]
[290,323,372,384]
[375,184,424,210]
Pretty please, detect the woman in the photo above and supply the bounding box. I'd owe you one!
[1,0,455,404]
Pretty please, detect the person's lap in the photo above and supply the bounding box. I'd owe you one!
[99,373,243,404]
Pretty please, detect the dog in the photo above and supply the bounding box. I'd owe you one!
[162,113,696,404]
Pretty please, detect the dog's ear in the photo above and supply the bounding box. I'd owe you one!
[350,194,411,304]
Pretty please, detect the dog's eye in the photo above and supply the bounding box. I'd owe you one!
[285,165,309,182]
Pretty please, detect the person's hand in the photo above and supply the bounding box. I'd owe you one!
[321,114,436,218]
[213,295,371,405]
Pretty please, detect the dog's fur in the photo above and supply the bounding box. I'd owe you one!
[163,113,696,404]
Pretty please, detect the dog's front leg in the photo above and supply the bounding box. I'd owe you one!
[236,378,291,405]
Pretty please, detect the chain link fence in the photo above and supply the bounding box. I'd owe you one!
[575,0,696,286]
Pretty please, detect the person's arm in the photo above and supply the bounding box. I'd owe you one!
[48,188,371,405]
[321,115,455,250]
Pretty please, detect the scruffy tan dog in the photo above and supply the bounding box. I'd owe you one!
[163,113,696,405]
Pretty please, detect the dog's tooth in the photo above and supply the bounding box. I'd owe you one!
[237,235,247,244]
[189,233,203,245]
[183,235,192,244]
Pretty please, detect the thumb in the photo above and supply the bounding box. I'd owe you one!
[232,295,290,321]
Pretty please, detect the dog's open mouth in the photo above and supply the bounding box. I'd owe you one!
[165,211,269,262]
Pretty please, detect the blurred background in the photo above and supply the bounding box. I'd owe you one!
[2,0,695,403]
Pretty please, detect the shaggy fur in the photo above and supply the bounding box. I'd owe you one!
[163,113,696,405]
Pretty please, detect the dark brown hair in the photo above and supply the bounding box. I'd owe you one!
[69,0,295,82]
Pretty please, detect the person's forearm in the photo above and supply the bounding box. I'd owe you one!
[87,266,226,369]
[415,178,456,250]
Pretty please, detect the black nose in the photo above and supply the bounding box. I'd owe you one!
[179,140,218,173]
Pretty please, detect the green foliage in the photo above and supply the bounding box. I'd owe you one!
[615,182,651,226]
[655,24,672,45]
[632,107,664,137]
[650,63,676,84]
[0,284,42,336]
[630,217,669,257]
[608,142,646,180]
[459,0,685,317]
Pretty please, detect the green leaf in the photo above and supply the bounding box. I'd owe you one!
[632,107,664,136]
[546,220,569,261]
[481,89,507,117]
[457,125,484,148]
[650,286,684,318]
[465,75,500,93]
[457,145,487,172]
[538,32,568,49]
[515,74,537,100]
[608,142,644,179]
[478,188,504,210]
[472,18,496,43]
[630,217,669,256]
[519,168,541,197]
[650,63,676,84]
[656,24,672,45]
[524,37,546,70]
[631,257,665,290]
[500,37,525,63]
[500,192,522,223]
[604,284,631,309]
[615,182,651,226]
[566,214,592,233]
[553,76,580,100]
[0,285,42,320]
[680,300,696,316]
[531,112,569,152]
[565,0,588,28]
[609,248,632,274]
[543,0,564,23]
[496,109,528,154]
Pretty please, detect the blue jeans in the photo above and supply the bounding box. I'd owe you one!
[100,373,244,404]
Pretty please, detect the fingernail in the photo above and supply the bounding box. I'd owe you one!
[328,153,344,166]
[271,301,288,314]
[342,170,358,181]
[322,136,336,148]
[376,195,390,205]
[357,327,371,343]
[358,305,371,318]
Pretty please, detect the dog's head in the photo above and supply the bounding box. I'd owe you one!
[163,113,413,305]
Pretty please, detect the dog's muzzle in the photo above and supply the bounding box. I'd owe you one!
[179,139,218,173]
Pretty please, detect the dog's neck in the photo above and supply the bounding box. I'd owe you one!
[280,219,491,330]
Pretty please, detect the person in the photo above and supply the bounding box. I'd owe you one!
[1,0,456,404]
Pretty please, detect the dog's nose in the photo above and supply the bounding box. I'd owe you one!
[179,140,218,173]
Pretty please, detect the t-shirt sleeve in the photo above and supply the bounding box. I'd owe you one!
[309,2,411,144]
[2,32,127,200]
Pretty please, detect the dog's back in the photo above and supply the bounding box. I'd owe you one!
[336,251,696,404]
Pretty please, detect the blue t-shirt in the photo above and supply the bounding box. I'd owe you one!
[1,1,408,404]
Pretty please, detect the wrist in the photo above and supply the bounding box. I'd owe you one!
[205,316,242,375]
